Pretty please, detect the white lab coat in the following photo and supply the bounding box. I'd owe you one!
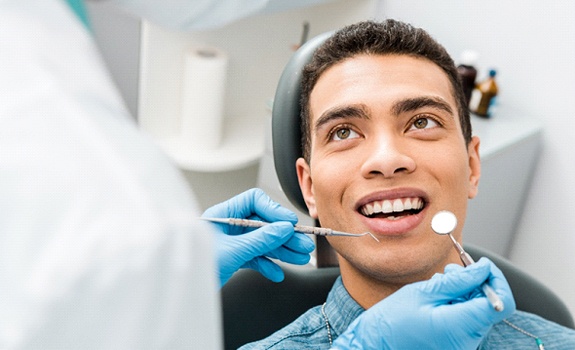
[0,0,269,348]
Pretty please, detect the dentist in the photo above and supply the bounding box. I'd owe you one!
[0,1,315,348]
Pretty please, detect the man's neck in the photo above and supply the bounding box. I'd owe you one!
[338,252,462,309]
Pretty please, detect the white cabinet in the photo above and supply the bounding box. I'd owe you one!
[464,109,543,257]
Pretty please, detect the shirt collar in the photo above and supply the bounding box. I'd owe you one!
[324,276,366,336]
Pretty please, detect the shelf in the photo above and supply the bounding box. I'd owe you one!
[154,115,265,172]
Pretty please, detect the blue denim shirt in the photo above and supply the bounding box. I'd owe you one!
[240,277,575,349]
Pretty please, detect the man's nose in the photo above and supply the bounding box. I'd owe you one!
[359,135,416,179]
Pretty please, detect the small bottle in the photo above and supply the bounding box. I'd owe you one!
[457,50,478,106]
[470,69,498,118]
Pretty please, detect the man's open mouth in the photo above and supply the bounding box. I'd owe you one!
[359,197,425,220]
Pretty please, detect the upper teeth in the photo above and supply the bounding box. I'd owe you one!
[360,197,424,216]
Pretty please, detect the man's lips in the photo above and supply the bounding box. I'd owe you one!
[355,190,428,235]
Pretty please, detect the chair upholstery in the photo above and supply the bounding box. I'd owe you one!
[222,30,574,349]
[222,244,574,349]
[465,243,574,329]
[221,267,339,350]
[271,31,332,215]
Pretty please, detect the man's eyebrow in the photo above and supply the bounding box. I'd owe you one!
[391,96,454,116]
[314,104,370,133]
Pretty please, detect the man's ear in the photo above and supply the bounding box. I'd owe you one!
[296,157,318,218]
[467,136,481,199]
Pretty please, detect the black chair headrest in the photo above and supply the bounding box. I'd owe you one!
[271,31,332,214]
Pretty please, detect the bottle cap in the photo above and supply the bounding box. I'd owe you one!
[489,69,497,77]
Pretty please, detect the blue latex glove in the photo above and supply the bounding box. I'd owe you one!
[332,258,516,349]
[202,188,315,287]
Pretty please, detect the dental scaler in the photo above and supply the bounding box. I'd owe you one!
[200,217,380,242]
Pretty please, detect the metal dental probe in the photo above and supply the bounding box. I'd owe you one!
[200,217,380,242]
[431,210,504,312]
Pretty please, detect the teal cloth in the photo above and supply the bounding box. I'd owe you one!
[64,0,90,29]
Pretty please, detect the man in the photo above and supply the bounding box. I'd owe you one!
[241,19,575,349]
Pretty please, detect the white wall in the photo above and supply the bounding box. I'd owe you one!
[88,1,141,117]
[380,0,575,316]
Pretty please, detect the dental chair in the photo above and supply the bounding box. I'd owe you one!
[221,32,575,350]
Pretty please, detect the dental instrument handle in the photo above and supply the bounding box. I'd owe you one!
[449,234,504,312]
[296,225,354,237]
[294,225,380,242]
[294,224,333,236]
[203,217,341,234]
[448,234,475,266]
[460,251,504,312]
[200,217,378,241]
[481,283,505,312]
[208,217,267,229]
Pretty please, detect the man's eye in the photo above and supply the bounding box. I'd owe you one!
[330,127,359,141]
[410,116,439,130]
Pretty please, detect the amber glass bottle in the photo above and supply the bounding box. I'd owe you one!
[470,69,498,117]
[457,51,478,106]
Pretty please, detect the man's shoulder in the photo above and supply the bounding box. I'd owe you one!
[238,305,331,350]
[481,310,575,349]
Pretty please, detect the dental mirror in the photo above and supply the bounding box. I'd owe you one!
[431,210,457,235]
[431,210,504,311]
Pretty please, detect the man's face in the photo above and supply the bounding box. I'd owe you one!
[296,54,481,286]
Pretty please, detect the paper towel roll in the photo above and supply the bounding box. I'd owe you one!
[181,47,228,150]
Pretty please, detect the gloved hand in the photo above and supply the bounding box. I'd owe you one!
[202,188,315,287]
[332,258,516,349]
